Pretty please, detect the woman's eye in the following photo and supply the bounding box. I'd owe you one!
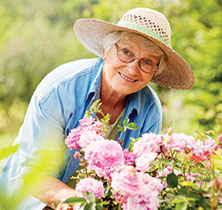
[122,49,130,56]
[143,59,152,65]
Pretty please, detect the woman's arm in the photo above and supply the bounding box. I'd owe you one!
[32,176,75,209]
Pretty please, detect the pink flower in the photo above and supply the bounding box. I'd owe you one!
[125,193,160,210]
[139,173,163,194]
[191,136,216,157]
[163,133,196,153]
[162,181,168,188]
[85,139,124,169]
[87,164,114,179]
[132,133,163,172]
[76,177,104,199]
[161,133,217,162]
[123,149,137,166]
[79,115,95,127]
[133,133,162,156]
[93,121,105,137]
[78,130,104,149]
[135,152,157,172]
[65,116,105,150]
[120,173,163,210]
[111,166,141,196]
[65,126,83,150]
[158,167,181,177]
[79,115,104,137]
[73,151,81,159]
[185,172,201,182]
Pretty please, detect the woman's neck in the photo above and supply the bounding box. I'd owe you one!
[99,85,126,124]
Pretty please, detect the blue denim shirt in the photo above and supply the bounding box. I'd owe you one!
[0,57,162,210]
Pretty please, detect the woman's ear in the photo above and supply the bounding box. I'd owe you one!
[102,48,106,60]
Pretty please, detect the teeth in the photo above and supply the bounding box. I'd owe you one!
[119,73,136,82]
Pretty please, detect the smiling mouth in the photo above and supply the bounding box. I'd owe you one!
[119,73,137,82]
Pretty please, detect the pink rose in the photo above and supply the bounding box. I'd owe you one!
[163,133,196,153]
[65,115,105,150]
[65,126,83,150]
[111,166,141,196]
[133,133,162,156]
[123,149,137,166]
[76,177,104,199]
[85,139,124,169]
[112,169,163,210]
[78,130,104,149]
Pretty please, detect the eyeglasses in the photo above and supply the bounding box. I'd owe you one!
[115,43,158,74]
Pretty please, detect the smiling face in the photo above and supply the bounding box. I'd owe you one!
[101,33,161,97]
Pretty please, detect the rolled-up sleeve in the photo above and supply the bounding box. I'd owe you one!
[14,87,69,180]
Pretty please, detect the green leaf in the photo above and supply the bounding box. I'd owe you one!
[175,202,187,210]
[180,181,197,188]
[158,158,171,164]
[96,204,104,210]
[117,125,125,133]
[178,187,188,196]
[85,111,90,117]
[166,172,178,188]
[127,123,139,130]
[83,192,96,203]
[123,119,129,126]
[84,202,96,210]
[63,197,87,205]
[0,144,19,160]
[211,154,222,160]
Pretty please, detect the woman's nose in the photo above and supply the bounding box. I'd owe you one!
[126,59,140,75]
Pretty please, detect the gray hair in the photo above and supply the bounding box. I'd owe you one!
[102,31,167,75]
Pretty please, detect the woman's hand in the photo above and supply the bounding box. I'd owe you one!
[55,202,73,210]
[32,176,76,209]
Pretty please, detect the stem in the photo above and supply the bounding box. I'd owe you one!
[118,202,122,210]
[210,160,216,210]
[215,182,222,208]
[105,170,111,185]
[181,153,188,181]
[172,150,178,159]
[81,158,89,177]
[160,146,167,159]
[117,195,125,210]
[99,110,124,148]
[108,124,124,147]
[169,149,176,160]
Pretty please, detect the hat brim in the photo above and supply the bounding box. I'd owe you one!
[74,18,194,89]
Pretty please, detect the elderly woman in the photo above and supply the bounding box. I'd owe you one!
[0,8,194,210]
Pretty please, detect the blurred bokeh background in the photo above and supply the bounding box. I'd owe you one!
[0,0,221,149]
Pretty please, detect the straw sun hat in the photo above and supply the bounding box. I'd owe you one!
[74,8,194,89]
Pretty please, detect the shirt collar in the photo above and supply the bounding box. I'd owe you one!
[124,91,141,119]
[86,57,104,100]
[85,58,104,116]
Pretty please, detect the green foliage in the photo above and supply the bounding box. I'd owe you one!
[175,0,222,134]
[166,172,178,188]
[0,144,19,160]
[64,192,105,210]
[64,196,87,205]
[118,119,139,133]
[0,139,67,210]
[0,0,95,137]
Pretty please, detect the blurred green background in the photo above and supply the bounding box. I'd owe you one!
[0,0,221,149]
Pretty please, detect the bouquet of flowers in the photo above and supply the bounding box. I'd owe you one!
[61,100,222,210]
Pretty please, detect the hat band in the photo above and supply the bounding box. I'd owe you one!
[117,22,167,45]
